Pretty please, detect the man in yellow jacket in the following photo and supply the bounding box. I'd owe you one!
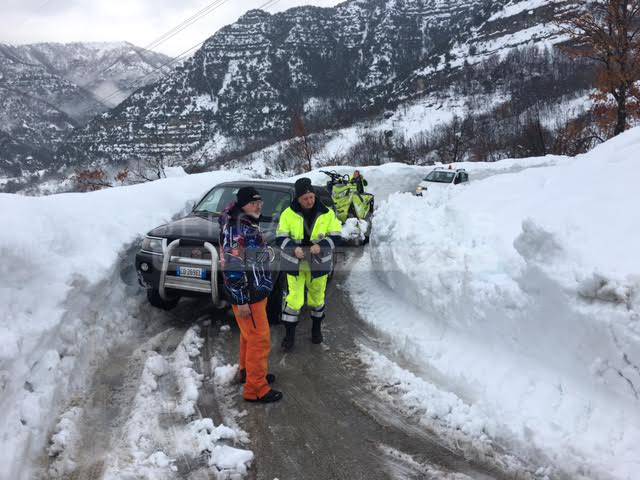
[276,177,342,351]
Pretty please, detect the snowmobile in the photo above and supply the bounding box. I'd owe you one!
[321,170,374,244]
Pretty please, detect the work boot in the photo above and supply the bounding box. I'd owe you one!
[236,369,275,384]
[281,323,297,352]
[245,389,283,404]
[311,318,323,344]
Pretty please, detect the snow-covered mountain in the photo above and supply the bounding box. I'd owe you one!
[0,42,170,176]
[4,42,172,110]
[58,0,584,173]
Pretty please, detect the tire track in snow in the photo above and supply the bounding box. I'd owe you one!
[208,252,511,480]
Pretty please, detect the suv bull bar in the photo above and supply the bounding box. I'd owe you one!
[159,239,221,305]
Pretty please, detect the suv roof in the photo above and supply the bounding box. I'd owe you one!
[214,180,332,203]
[433,167,467,173]
[216,180,296,189]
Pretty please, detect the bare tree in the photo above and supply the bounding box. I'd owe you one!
[553,111,605,155]
[128,125,175,182]
[518,111,549,157]
[73,169,112,192]
[558,0,640,136]
[291,110,313,172]
[72,167,132,191]
[433,116,469,163]
[114,167,130,185]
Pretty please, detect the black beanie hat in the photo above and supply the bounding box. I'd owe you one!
[236,186,262,208]
[294,177,314,198]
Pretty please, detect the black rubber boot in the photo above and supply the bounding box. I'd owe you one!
[245,389,283,403]
[281,323,297,352]
[236,369,276,384]
[311,318,323,344]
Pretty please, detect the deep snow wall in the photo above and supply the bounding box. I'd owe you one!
[365,130,640,479]
[0,170,246,479]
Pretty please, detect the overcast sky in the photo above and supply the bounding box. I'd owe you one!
[0,0,343,56]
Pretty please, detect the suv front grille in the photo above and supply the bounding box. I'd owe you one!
[174,246,213,260]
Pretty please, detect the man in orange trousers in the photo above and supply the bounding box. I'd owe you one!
[219,187,282,403]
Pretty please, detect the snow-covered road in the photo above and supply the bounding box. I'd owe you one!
[45,247,542,480]
[42,248,254,479]
[212,251,538,480]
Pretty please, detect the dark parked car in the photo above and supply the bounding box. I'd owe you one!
[135,180,333,323]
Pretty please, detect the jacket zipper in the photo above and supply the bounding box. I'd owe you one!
[294,210,321,243]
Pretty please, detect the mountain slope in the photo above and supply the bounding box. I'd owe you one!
[58,0,584,172]
[0,42,170,176]
[10,42,172,110]
[58,0,513,165]
[392,0,580,100]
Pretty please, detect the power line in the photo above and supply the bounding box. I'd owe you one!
[257,0,281,10]
[145,0,281,62]
[189,0,281,163]
[85,0,283,170]
[84,0,230,87]
[84,0,235,108]
[91,38,205,107]
[89,0,281,109]
[146,0,281,86]
[145,0,228,52]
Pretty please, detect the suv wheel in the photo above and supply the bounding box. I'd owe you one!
[146,288,179,310]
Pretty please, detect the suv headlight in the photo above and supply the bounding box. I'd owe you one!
[141,236,164,254]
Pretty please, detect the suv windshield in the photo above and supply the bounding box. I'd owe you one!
[424,170,456,183]
[194,186,291,220]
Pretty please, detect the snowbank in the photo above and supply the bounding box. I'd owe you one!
[304,158,561,199]
[351,128,640,479]
[100,327,252,479]
[301,162,432,201]
[0,170,245,479]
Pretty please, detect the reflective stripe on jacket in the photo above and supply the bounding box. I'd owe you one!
[276,199,342,278]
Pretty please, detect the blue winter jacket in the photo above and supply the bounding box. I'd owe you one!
[218,202,274,305]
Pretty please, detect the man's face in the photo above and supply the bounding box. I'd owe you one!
[242,200,263,219]
[298,192,316,210]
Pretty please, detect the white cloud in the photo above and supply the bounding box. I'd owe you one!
[0,0,343,56]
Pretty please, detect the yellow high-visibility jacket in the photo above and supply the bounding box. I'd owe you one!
[276,200,342,278]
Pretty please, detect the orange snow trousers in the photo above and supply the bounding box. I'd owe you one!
[232,298,272,400]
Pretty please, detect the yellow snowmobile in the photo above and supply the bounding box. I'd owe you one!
[321,170,374,244]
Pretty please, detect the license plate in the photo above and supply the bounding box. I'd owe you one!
[177,266,204,279]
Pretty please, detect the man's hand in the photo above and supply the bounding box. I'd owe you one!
[237,304,251,318]
[294,247,305,259]
[310,244,321,255]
